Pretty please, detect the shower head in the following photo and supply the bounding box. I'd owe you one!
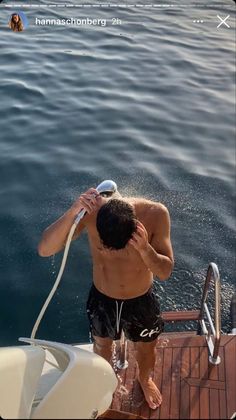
[96,180,118,196]
[74,180,117,225]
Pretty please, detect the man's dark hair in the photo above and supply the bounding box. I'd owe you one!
[96,199,137,250]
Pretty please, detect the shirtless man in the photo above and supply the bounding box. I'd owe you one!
[38,187,174,410]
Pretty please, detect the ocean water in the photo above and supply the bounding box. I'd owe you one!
[0,1,235,346]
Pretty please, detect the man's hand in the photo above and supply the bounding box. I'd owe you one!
[70,188,103,216]
[129,216,173,280]
[129,220,149,252]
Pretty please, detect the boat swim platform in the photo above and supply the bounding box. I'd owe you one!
[100,332,236,420]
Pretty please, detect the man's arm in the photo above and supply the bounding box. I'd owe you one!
[129,204,174,280]
[38,188,101,257]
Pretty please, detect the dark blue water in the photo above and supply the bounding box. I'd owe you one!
[0,2,235,345]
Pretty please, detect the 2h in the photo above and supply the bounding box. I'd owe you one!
[112,18,122,25]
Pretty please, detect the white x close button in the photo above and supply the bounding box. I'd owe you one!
[217,15,231,28]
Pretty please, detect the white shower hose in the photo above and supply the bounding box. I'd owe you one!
[30,221,77,339]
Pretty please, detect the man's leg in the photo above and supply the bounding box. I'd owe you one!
[93,335,113,364]
[135,339,162,410]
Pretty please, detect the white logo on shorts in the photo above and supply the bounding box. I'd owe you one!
[140,326,161,338]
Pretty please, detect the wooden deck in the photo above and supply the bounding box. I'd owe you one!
[110,333,236,419]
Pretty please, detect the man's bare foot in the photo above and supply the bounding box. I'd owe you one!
[138,377,162,410]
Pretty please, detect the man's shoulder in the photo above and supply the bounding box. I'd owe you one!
[128,197,167,209]
[128,197,169,218]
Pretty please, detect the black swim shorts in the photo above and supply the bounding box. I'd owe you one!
[86,284,164,342]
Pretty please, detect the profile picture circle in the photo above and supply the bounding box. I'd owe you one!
[9,11,28,32]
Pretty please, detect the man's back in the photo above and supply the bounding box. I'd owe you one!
[82,197,173,299]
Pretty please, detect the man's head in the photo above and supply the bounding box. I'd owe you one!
[96,199,137,250]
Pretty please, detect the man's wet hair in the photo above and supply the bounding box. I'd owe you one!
[96,199,137,250]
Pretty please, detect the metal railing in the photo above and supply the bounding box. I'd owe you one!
[199,262,221,365]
